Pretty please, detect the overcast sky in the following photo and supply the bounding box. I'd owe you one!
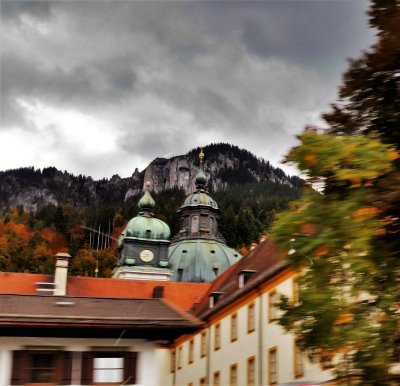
[1,0,375,179]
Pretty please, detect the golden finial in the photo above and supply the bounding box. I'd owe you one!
[199,146,205,162]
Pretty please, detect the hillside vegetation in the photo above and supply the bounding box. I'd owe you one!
[0,143,301,276]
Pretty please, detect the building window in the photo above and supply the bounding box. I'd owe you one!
[231,313,238,341]
[248,303,255,333]
[191,215,199,233]
[170,349,176,373]
[93,357,124,383]
[200,331,207,357]
[213,371,220,386]
[31,353,57,383]
[11,350,71,385]
[268,290,278,322]
[214,323,221,351]
[189,339,194,364]
[268,347,278,385]
[177,346,183,369]
[229,364,238,386]
[294,338,304,378]
[81,351,137,385]
[247,356,255,386]
[200,376,207,386]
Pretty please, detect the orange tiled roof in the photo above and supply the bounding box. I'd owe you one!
[0,272,210,311]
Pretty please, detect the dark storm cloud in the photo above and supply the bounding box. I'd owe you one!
[239,1,370,68]
[1,50,137,128]
[0,0,374,178]
[2,0,52,22]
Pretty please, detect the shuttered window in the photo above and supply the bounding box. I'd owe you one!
[11,350,72,385]
[81,352,137,385]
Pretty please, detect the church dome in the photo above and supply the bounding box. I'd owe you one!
[123,216,170,242]
[168,239,241,282]
[182,191,219,209]
[119,185,170,245]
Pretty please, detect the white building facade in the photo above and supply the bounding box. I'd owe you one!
[164,240,335,386]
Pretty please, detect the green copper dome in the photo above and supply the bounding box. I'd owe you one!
[123,216,170,242]
[195,168,207,187]
[182,191,219,209]
[169,239,241,282]
[138,189,155,210]
[119,187,170,245]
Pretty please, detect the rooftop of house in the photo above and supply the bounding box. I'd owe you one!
[0,272,211,312]
[193,237,290,318]
[0,293,203,340]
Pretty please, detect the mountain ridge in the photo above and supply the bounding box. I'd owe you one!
[0,143,302,214]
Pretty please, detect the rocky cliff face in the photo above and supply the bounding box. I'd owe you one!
[0,144,301,213]
[140,144,301,194]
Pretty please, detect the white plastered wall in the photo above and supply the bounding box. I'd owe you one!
[0,336,160,386]
[170,274,334,386]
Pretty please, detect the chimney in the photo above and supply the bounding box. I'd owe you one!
[54,252,71,296]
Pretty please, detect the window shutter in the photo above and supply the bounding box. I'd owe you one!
[60,351,73,385]
[11,350,29,385]
[80,352,94,385]
[124,352,137,384]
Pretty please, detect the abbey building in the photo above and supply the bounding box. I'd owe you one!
[0,151,335,385]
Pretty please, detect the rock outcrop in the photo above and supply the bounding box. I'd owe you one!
[0,143,302,213]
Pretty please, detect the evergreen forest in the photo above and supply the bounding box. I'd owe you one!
[0,162,300,277]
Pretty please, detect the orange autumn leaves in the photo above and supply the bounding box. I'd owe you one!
[0,216,67,273]
[272,131,398,266]
[286,131,398,187]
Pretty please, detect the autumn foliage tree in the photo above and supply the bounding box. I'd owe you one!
[270,0,400,384]
[270,132,398,384]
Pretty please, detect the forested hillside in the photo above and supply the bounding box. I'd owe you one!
[0,144,301,276]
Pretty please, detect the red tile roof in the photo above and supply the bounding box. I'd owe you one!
[0,272,210,312]
[0,294,204,340]
[194,238,289,318]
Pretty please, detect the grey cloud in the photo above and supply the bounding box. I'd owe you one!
[1,0,52,22]
[1,50,138,128]
[0,0,375,178]
[239,1,373,71]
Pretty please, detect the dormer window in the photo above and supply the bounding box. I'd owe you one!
[239,270,257,288]
[209,291,224,308]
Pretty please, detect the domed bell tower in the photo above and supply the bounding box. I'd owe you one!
[113,183,172,281]
[168,149,241,282]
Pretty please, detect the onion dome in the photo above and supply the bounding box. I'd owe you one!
[119,185,170,244]
[181,147,218,210]
[138,189,156,212]
[195,168,207,188]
